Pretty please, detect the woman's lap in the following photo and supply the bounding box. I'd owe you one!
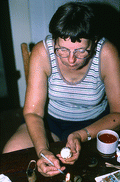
[46,105,110,141]
[21,105,110,141]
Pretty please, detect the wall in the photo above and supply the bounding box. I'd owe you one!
[29,0,76,43]
[8,0,119,107]
[8,0,31,107]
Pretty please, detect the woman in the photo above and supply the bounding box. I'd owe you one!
[3,2,120,177]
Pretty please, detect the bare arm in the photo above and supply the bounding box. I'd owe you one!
[23,41,66,176]
[23,42,66,176]
[23,41,51,156]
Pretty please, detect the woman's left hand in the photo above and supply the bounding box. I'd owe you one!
[57,132,81,165]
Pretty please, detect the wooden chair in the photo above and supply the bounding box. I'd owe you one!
[21,43,30,84]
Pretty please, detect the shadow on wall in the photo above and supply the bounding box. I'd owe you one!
[90,2,119,51]
[28,3,119,52]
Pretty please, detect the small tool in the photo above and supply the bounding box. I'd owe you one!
[105,162,120,170]
[40,153,65,174]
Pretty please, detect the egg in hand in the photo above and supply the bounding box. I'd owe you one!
[60,147,72,159]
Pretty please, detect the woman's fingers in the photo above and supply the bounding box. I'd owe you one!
[56,132,81,165]
[37,163,61,177]
[37,154,65,177]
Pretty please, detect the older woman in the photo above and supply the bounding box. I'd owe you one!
[3,2,120,177]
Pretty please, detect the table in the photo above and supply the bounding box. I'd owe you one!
[0,139,119,182]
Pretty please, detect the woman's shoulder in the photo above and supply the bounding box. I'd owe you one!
[100,39,120,79]
[32,40,47,56]
[31,34,53,59]
[101,39,119,60]
[30,40,51,76]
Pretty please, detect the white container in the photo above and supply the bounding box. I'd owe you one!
[97,130,119,157]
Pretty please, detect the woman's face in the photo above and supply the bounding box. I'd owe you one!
[55,37,93,70]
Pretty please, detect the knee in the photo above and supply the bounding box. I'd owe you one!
[2,124,33,154]
[2,137,23,154]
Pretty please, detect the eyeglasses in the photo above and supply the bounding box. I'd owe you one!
[55,47,91,59]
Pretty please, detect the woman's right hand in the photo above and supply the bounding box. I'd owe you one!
[37,149,65,177]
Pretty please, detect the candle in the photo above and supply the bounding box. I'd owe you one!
[62,173,72,182]
[63,173,82,182]
[66,173,70,182]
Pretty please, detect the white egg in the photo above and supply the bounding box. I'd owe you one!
[60,147,72,159]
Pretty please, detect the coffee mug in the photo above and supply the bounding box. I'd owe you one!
[97,129,119,158]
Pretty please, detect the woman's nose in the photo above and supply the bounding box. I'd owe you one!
[68,52,76,64]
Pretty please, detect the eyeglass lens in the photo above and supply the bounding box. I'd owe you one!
[56,48,89,59]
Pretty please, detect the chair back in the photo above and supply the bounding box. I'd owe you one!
[21,43,30,84]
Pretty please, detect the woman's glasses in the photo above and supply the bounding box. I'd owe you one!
[55,47,91,59]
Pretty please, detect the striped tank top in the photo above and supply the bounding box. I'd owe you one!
[44,35,108,121]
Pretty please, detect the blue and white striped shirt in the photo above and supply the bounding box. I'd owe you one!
[44,35,108,121]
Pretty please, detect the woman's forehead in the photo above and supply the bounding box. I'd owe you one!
[55,37,91,49]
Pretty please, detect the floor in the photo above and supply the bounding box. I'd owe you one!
[0,107,23,154]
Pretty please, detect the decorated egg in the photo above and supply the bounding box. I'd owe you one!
[60,147,72,159]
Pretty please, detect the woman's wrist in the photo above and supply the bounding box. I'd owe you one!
[79,128,91,142]
[38,148,49,158]
[72,131,82,141]
[77,129,89,142]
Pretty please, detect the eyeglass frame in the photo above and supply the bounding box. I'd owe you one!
[54,47,91,59]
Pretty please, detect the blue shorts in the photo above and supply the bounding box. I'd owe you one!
[46,105,110,141]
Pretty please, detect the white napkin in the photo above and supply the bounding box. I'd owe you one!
[0,174,12,182]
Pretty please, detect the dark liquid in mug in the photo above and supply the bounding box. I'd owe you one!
[98,133,117,143]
